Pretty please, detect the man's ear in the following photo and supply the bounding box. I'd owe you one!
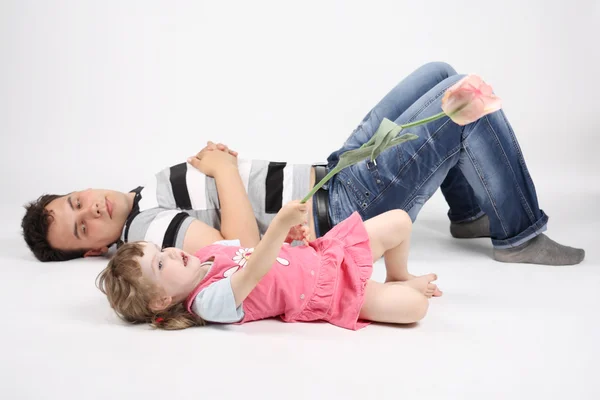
[149,296,173,312]
[83,247,109,257]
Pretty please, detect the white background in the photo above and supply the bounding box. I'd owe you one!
[1,1,599,399]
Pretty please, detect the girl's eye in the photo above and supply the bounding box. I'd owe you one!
[81,223,86,234]
[77,199,82,209]
[158,260,163,270]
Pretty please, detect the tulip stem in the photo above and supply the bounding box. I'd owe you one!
[399,111,447,129]
[300,165,342,204]
[300,112,447,204]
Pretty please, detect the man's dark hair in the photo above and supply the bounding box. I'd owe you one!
[21,194,86,262]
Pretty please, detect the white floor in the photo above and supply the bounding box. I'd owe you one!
[1,184,598,400]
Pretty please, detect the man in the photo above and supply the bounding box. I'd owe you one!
[22,141,314,260]
[21,62,585,265]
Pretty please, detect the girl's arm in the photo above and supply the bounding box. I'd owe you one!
[229,201,308,307]
[187,143,260,248]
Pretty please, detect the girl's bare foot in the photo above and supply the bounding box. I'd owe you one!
[385,273,417,283]
[403,274,443,298]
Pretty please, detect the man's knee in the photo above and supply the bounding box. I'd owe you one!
[419,61,457,79]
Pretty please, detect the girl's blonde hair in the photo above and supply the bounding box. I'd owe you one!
[96,242,205,330]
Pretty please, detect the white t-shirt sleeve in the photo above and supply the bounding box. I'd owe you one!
[213,239,241,247]
[192,277,245,323]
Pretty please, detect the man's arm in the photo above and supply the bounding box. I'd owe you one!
[213,166,261,248]
[182,220,226,254]
[187,142,260,248]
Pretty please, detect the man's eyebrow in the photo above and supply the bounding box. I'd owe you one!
[68,196,80,240]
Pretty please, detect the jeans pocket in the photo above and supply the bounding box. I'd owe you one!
[338,169,374,213]
[365,160,386,190]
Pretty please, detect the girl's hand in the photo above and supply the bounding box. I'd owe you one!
[275,200,308,229]
[285,223,310,246]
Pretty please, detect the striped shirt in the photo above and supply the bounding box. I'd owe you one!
[119,159,312,249]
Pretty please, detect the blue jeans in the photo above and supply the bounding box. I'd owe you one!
[321,62,548,249]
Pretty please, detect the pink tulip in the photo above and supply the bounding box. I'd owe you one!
[441,75,502,126]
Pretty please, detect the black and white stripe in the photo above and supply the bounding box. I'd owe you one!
[162,212,189,249]
[121,159,309,247]
[169,163,192,209]
[264,161,294,213]
[144,210,184,247]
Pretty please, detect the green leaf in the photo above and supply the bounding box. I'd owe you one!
[336,132,419,170]
[387,133,419,147]
[369,119,398,159]
[301,124,419,203]
[371,125,402,161]
[337,146,375,169]
[370,119,415,162]
[359,118,397,149]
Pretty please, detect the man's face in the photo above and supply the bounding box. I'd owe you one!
[46,189,135,257]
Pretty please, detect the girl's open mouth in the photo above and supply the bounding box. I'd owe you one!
[182,253,188,266]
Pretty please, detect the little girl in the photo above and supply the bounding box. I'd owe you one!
[96,201,442,330]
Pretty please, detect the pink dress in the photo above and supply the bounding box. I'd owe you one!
[184,211,373,330]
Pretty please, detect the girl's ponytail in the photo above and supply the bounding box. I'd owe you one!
[151,303,205,330]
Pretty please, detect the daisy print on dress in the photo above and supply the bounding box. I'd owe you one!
[223,266,240,278]
[224,248,254,278]
[276,257,290,266]
[224,248,290,278]
[233,248,254,268]
[232,247,290,267]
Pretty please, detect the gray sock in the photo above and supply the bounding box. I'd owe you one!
[450,215,490,238]
[493,234,585,266]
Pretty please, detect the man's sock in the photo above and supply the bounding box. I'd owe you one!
[450,215,490,238]
[493,234,585,266]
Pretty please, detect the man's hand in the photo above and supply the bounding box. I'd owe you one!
[197,141,238,158]
[187,141,239,177]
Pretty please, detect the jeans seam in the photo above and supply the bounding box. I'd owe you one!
[500,110,531,182]
[367,117,453,208]
[327,180,342,228]
[450,209,485,223]
[501,110,537,212]
[336,76,463,213]
[404,80,459,124]
[400,147,461,210]
[464,141,510,237]
[389,78,463,184]
[483,115,536,222]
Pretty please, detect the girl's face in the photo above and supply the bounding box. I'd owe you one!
[138,242,206,305]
